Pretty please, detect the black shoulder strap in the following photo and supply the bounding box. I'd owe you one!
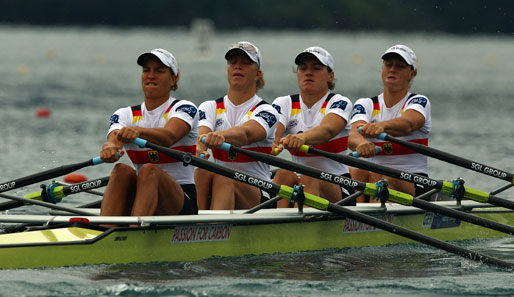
[169,99,180,109]
[130,104,141,113]
[290,94,300,102]
[215,97,224,104]
[255,99,268,107]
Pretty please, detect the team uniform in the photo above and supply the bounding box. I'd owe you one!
[198,95,278,182]
[108,96,199,214]
[272,92,353,175]
[351,92,431,196]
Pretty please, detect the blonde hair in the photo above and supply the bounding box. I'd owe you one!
[170,71,180,91]
[256,73,265,91]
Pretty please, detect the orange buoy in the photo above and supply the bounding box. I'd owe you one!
[64,173,88,184]
[36,108,52,118]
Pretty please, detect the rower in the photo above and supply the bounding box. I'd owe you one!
[349,44,432,202]
[194,41,279,210]
[100,48,199,223]
[271,46,353,206]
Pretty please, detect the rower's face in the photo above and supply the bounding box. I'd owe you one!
[226,51,261,89]
[381,55,416,90]
[297,56,333,95]
[141,58,176,98]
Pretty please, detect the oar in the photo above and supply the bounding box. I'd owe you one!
[370,130,514,184]
[133,137,514,270]
[0,157,104,194]
[0,176,109,211]
[301,144,514,210]
[213,140,514,236]
[0,192,97,216]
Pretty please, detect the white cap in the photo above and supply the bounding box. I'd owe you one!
[381,45,417,70]
[295,46,335,71]
[225,41,262,68]
[137,48,179,74]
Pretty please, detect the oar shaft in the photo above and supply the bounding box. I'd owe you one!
[0,193,97,216]
[379,133,514,183]
[307,146,514,211]
[60,176,109,197]
[137,138,514,270]
[489,195,514,210]
[327,203,514,270]
[0,176,109,211]
[412,199,514,235]
[229,144,366,193]
[133,138,282,197]
[306,145,444,189]
[0,157,103,194]
[227,143,514,236]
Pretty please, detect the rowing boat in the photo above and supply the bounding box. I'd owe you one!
[1,200,512,269]
[1,136,514,270]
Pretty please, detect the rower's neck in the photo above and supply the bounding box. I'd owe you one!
[383,88,408,108]
[144,96,169,111]
[227,88,256,105]
[300,91,327,109]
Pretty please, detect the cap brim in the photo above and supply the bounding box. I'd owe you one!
[295,52,329,67]
[382,52,412,66]
[137,53,156,66]
[225,48,258,64]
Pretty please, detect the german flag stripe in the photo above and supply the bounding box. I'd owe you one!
[126,145,196,164]
[374,138,428,156]
[290,136,349,157]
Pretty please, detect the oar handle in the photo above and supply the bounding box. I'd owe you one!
[200,136,231,151]
[350,147,380,157]
[91,157,104,165]
[133,137,148,148]
[357,126,387,140]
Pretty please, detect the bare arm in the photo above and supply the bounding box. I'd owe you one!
[201,119,267,148]
[350,110,425,158]
[271,122,286,153]
[114,117,191,147]
[281,113,347,151]
[196,126,213,158]
[359,109,425,138]
[349,120,378,158]
[100,130,125,163]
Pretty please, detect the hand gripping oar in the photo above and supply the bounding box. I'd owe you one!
[0,176,109,211]
[303,144,514,211]
[213,140,514,237]
[134,137,514,270]
[0,157,104,194]
[368,129,514,184]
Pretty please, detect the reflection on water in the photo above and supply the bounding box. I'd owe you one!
[90,238,514,283]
